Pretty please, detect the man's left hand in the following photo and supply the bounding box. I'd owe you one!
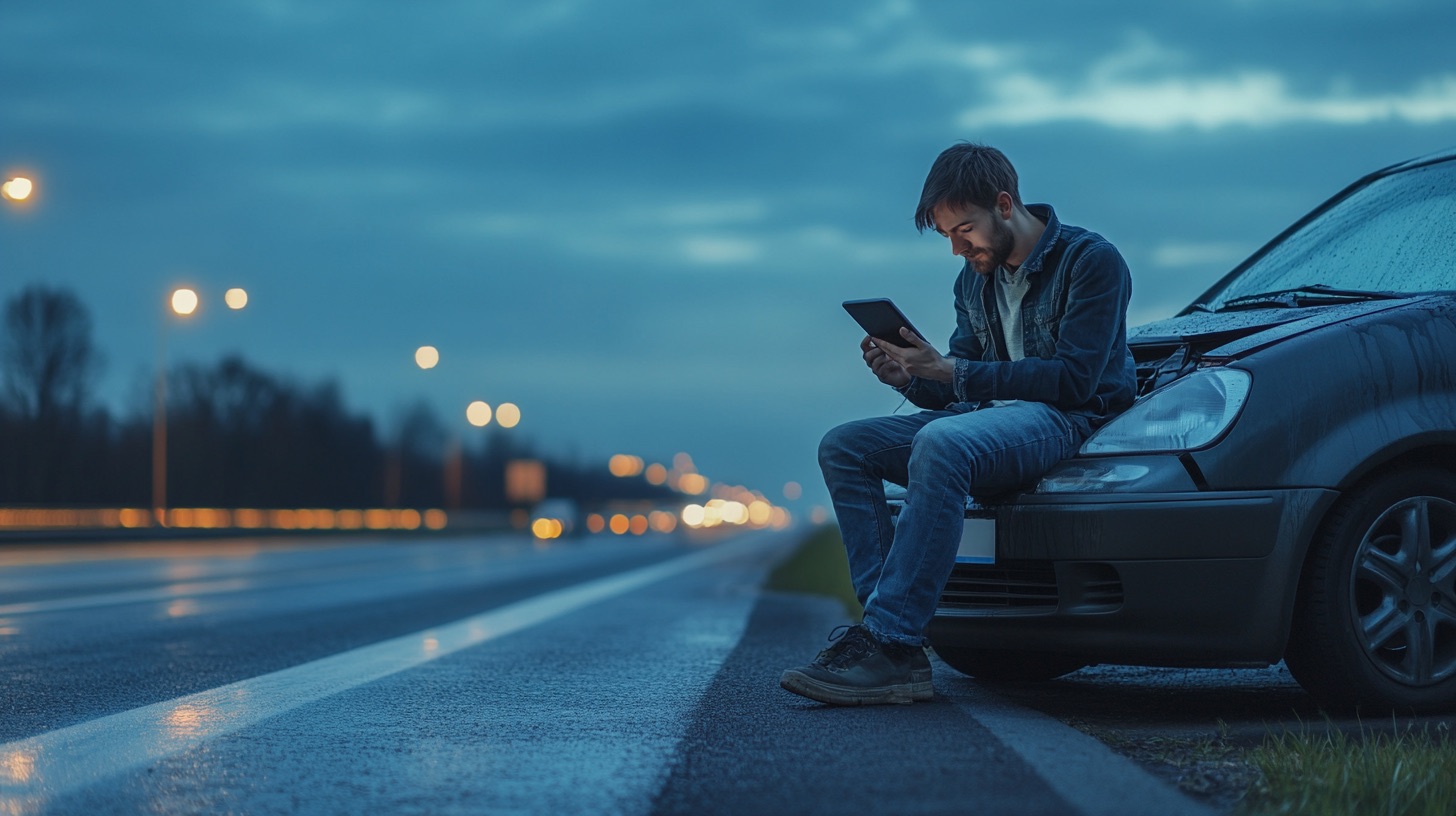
[875,328,955,383]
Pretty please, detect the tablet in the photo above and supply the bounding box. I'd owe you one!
[842,298,924,348]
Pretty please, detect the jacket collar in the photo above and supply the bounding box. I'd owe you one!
[1017,203,1061,277]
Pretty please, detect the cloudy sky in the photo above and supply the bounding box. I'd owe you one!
[2,0,1454,512]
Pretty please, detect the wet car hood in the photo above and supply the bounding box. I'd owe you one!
[1129,298,1425,359]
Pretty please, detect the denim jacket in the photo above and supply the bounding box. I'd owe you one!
[898,204,1137,438]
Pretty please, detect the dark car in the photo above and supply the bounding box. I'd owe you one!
[923,147,1456,711]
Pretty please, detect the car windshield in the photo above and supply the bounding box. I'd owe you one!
[1195,158,1456,312]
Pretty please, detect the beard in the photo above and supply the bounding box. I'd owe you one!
[968,215,1015,275]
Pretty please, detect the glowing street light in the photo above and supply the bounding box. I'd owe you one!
[153,286,245,524]
[414,345,439,370]
[496,402,521,428]
[170,288,199,316]
[466,400,492,427]
[1,176,33,202]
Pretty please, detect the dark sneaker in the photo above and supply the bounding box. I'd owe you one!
[781,627,934,705]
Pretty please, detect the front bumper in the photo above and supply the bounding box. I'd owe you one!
[927,487,1338,666]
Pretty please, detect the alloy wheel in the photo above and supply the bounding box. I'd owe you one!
[1350,495,1456,686]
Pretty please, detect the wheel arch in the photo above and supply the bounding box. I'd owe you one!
[1274,443,1456,661]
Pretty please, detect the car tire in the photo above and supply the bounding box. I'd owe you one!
[1286,467,1456,712]
[930,646,1087,681]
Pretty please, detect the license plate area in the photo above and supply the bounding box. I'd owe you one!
[887,494,997,565]
[956,516,996,564]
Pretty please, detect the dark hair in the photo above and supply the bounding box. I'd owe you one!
[913,142,1022,232]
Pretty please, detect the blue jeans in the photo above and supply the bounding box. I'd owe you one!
[818,401,1081,646]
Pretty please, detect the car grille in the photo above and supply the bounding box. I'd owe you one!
[940,562,1059,609]
[939,561,1124,612]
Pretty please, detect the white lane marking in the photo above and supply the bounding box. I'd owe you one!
[951,683,1218,816]
[0,533,778,815]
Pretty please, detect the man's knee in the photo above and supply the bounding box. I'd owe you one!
[818,421,862,470]
[908,419,983,476]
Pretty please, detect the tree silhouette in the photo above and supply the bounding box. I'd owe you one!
[1,285,102,421]
[166,356,382,507]
[0,286,105,501]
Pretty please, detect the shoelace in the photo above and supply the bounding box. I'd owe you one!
[826,627,876,669]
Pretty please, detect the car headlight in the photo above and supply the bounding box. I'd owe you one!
[1081,368,1252,455]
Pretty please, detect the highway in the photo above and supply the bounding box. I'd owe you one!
[0,530,1210,815]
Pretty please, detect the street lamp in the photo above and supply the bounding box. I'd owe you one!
[1,176,33,202]
[153,286,247,525]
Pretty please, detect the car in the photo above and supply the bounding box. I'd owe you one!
[920,147,1456,711]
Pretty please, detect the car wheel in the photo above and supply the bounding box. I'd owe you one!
[1286,467,1456,711]
[930,646,1087,681]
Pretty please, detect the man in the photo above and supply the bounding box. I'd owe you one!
[780,143,1137,706]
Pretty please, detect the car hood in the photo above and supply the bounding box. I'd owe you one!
[1124,297,1433,396]
[1130,298,1424,359]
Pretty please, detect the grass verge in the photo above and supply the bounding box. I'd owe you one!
[763,524,862,619]
[1073,718,1456,814]
[1237,721,1456,815]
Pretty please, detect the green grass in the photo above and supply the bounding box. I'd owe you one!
[1238,722,1456,816]
[763,524,863,618]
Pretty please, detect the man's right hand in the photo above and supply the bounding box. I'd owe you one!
[861,335,911,389]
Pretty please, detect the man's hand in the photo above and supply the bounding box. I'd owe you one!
[875,328,955,383]
[860,335,911,388]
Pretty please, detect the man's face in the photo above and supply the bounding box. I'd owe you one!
[932,201,1014,275]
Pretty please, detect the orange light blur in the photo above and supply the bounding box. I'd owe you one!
[783,481,803,500]
[810,506,829,525]
[771,507,792,529]
[678,473,708,495]
[648,510,677,533]
[532,518,564,540]
[644,463,667,485]
[609,514,630,535]
[235,509,266,528]
[608,454,644,478]
[0,506,453,535]
[118,508,150,528]
[586,513,606,533]
[629,515,649,535]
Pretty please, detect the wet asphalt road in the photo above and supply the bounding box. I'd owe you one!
[0,530,1215,815]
